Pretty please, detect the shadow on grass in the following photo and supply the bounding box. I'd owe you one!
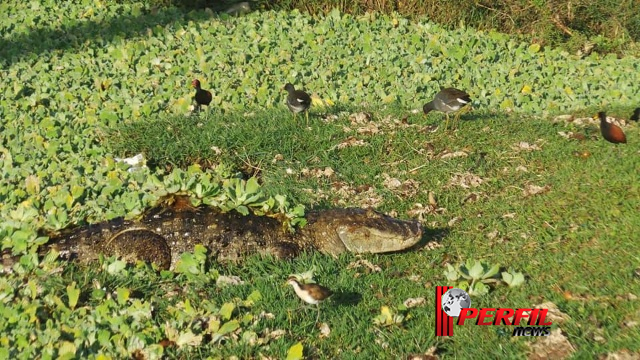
[0,2,245,68]
[409,227,449,251]
[331,290,363,306]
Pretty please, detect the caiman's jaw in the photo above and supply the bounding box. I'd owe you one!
[305,208,423,255]
[337,222,422,253]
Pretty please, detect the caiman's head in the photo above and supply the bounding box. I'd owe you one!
[303,208,423,256]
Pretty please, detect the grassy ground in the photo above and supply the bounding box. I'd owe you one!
[106,104,640,358]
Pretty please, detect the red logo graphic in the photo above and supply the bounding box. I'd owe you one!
[435,286,454,336]
[435,286,552,337]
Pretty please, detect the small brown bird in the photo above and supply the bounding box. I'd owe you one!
[192,79,212,111]
[283,83,312,125]
[286,276,333,322]
[597,112,626,144]
[631,108,639,122]
[423,87,472,130]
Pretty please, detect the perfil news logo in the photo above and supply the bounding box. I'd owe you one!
[435,286,552,337]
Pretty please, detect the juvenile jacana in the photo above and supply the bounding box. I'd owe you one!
[283,83,311,126]
[631,108,639,122]
[192,79,212,112]
[423,87,472,130]
[286,276,333,322]
[597,112,626,144]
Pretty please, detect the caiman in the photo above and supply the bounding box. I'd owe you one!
[42,201,423,270]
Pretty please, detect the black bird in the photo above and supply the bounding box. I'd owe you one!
[597,112,626,144]
[192,79,212,111]
[423,87,472,130]
[283,83,312,125]
[630,108,639,122]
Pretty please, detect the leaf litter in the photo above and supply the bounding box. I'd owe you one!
[527,328,575,360]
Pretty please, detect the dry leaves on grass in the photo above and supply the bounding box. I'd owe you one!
[512,141,543,151]
[558,131,587,141]
[599,350,640,360]
[216,275,245,287]
[527,329,575,360]
[349,112,372,124]
[356,122,381,135]
[330,182,383,208]
[407,347,439,360]
[438,150,469,159]
[553,114,574,123]
[318,322,331,338]
[523,184,551,197]
[347,259,382,277]
[382,174,402,189]
[335,136,368,150]
[347,259,382,273]
[403,297,426,308]
[421,241,444,251]
[407,200,446,222]
[462,192,486,204]
[449,172,484,189]
[301,167,335,179]
[534,302,571,324]
[563,114,629,128]
[381,174,421,198]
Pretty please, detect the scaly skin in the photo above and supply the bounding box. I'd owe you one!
[43,206,423,270]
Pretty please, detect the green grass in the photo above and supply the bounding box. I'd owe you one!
[103,104,640,358]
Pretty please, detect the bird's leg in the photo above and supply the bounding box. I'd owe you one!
[305,111,309,127]
[443,113,450,131]
[315,304,320,323]
[456,106,471,128]
[453,111,461,129]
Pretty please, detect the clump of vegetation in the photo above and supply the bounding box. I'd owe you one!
[138,0,639,55]
[444,260,525,297]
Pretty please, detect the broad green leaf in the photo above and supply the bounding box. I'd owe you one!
[107,259,127,275]
[66,282,80,310]
[286,342,304,360]
[482,264,501,279]
[528,43,541,54]
[468,261,484,280]
[217,320,240,335]
[116,287,130,305]
[219,302,235,321]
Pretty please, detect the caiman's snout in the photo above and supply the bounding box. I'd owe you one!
[306,208,423,256]
[337,220,422,253]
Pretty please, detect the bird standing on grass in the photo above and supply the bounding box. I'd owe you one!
[423,87,472,130]
[286,276,333,322]
[192,79,212,112]
[597,112,626,144]
[283,83,312,126]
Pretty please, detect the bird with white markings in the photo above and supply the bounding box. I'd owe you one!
[283,83,312,125]
[423,87,472,130]
[286,276,333,322]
